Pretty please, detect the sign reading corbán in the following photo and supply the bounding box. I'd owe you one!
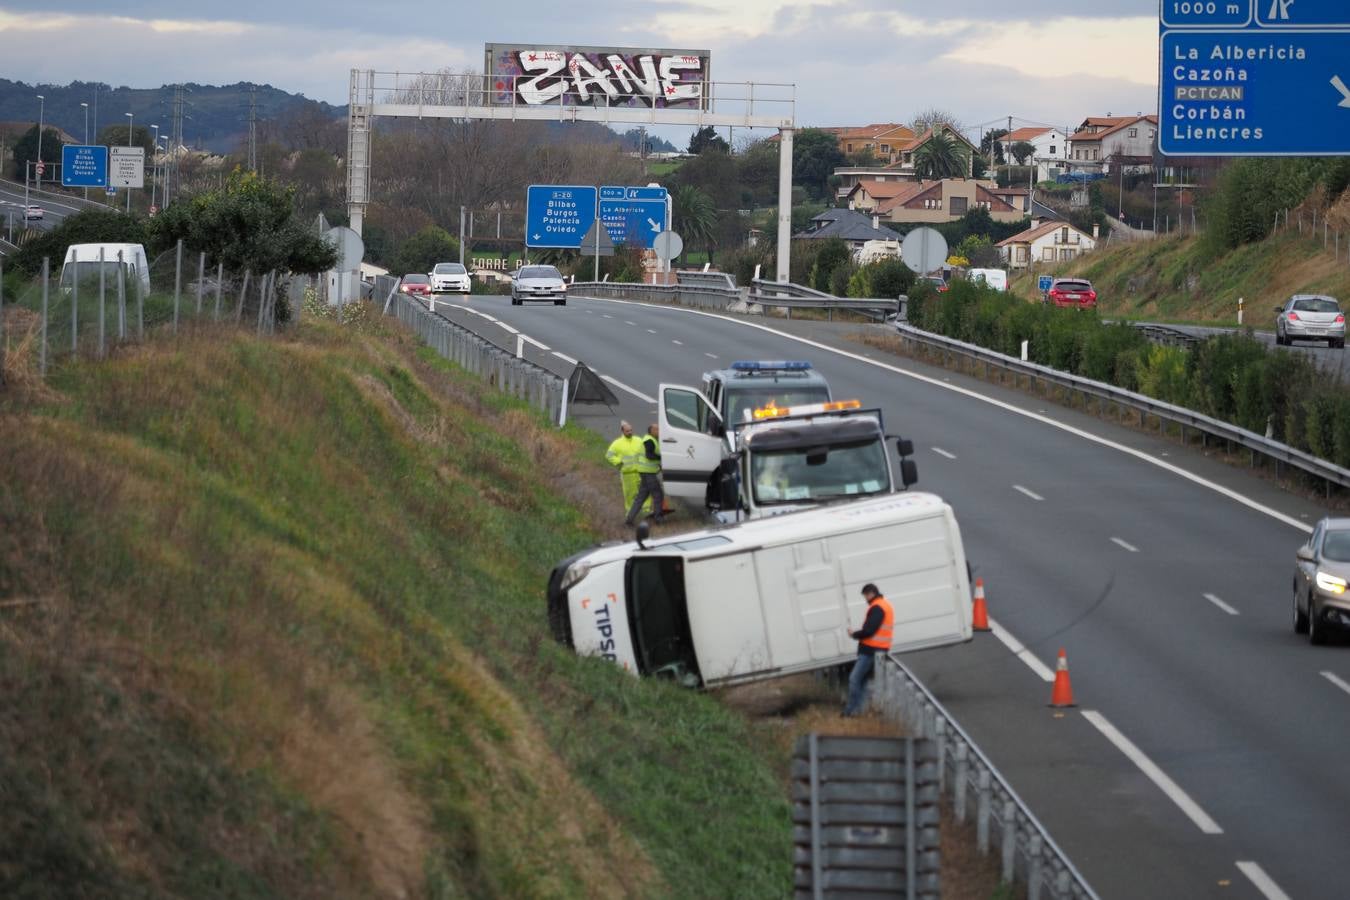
[1159,0,1350,156]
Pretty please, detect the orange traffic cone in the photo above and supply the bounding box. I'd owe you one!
[971,578,991,632]
[1049,648,1076,708]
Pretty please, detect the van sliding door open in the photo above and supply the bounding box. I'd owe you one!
[625,557,701,686]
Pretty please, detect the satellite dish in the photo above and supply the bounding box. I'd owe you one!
[653,230,684,261]
[324,226,365,270]
[901,227,948,275]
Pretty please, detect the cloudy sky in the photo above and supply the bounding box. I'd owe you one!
[0,0,1160,137]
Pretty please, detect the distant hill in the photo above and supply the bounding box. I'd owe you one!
[0,79,679,156]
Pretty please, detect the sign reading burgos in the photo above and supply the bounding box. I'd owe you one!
[485,43,711,109]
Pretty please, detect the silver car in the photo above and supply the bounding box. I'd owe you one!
[511,265,567,306]
[1275,294,1344,348]
[1294,517,1350,644]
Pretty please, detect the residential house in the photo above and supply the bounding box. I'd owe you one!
[987,185,1030,215]
[794,207,903,253]
[997,126,1071,181]
[843,180,918,213]
[1067,115,1158,174]
[996,220,1098,269]
[832,125,980,200]
[832,123,916,165]
[874,179,1026,226]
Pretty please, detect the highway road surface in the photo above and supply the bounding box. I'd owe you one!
[426,290,1344,900]
[0,177,106,239]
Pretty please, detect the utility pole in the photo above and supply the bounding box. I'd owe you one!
[247,85,258,173]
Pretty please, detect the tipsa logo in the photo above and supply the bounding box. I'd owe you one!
[583,593,620,661]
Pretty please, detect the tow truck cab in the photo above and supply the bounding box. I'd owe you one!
[546,493,973,688]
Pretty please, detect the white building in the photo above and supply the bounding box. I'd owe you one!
[996,220,1098,270]
[1066,115,1158,175]
[999,126,1071,181]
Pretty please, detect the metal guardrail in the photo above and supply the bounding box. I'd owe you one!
[569,280,741,311]
[873,657,1099,900]
[750,278,901,321]
[1128,322,1201,350]
[895,323,1350,492]
[675,269,737,291]
[384,289,567,424]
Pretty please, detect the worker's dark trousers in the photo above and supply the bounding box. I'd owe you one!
[626,473,664,525]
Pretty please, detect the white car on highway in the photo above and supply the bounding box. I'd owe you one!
[511,264,567,306]
[24,204,44,221]
[430,262,471,294]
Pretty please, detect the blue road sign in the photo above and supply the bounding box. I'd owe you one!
[106,185,117,196]
[599,196,667,249]
[622,186,668,201]
[525,185,597,249]
[1159,1,1350,156]
[599,186,626,200]
[1038,275,1054,293]
[62,145,108,187]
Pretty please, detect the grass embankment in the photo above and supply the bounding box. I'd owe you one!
[0,312,793,897]
[1010,229,1350,324]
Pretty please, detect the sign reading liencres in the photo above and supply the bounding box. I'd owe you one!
[485,43,711,109]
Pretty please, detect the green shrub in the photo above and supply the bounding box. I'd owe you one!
[1137,345,1190,405]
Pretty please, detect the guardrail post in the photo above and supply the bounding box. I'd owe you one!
[39,257,48,376]
[1001,799,1017,881]
[954,742,969,824]
[1028,834,1044,900]
[934,718,947,793]
[71,258,79,354]
[98,248,106,357]
[976,769,992,853]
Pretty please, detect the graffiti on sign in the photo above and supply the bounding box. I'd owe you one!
[485,43,710,109]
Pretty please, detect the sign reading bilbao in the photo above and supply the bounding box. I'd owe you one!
[485,43,710,109]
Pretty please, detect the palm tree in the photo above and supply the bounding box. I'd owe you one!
[672,184,719,263]
[912,128,971,180]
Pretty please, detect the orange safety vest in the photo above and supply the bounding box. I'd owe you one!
[861,596,894,650]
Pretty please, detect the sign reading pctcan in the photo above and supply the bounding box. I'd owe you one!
[486,43,711,110]
[109,146,145,188]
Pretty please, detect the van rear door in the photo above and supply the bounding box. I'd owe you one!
[658,384,724,500]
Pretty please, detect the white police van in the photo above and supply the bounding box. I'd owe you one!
[547,492,973,688]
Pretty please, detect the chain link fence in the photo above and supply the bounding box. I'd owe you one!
[0,240,297,381]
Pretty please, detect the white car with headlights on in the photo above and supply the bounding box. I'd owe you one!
[430,262,472,294]
[511,265,567,306]
[1294,517,1350,644]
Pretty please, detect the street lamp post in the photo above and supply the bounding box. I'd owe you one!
[27,93,45,209]
[150,125,160,212]
[125,112,134,214]
[81,101,90,201]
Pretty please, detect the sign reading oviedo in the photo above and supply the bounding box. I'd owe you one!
[485,43,711,109]
[1159,0,1350,155]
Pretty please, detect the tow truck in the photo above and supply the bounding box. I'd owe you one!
[657,361,918,520]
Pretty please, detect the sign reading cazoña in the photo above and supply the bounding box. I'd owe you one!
[485,43,711,109]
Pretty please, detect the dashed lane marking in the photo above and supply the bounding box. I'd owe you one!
[1203,594,1239,616]
[988,618,1055,683]
[1013,485,1044,502]
[1111,537,1140,553]
[931,447,956,460]
[1235,862,1292,900]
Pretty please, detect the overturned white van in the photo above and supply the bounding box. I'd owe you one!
[547,493,973,688]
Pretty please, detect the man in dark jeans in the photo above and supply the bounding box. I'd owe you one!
[843,583,894,717]
[626,423,665,527]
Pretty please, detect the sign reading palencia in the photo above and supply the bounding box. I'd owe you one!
[485,43,711,109]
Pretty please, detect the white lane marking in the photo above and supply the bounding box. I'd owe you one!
[1203,593,1240,616]
[1013,485,1044,501]
[646,328,657,334]
[1236,862,1292,900]
[521,335,549,351]
[1111,537,1140,553]
[625,320,637,326]
[672,339,684,346]
[1321,671,1350,698]
[602,314,613,319]
[552,351,579,365]
[1081,710,1224,834]
[705,352,718,359]
[572,297,1313,535]
[988,618,1055,682]
[931,447,957,459]
[601,374,657,404]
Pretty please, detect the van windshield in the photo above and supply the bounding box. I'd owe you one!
[626,557,701,685]
[752,437,889,505]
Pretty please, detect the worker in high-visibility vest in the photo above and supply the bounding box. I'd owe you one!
[605,420,651,520]
[625,423,665,526]
[843,583,894,717]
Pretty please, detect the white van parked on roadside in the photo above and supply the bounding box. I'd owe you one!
[547,492,973,688]
[968,268,1008,292]
[59,243,151,297]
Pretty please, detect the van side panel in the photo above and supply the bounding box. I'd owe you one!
[833,512,971,652]
[682,554,767,684]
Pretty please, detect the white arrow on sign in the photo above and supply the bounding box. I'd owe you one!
[1334,76,1350,109]
[647,218,661,233]
[532,233,541,240]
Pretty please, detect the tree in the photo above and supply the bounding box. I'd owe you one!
[793,129,846,201]
[736,139,780,207]
[1010,141,1036,166]
[385,225,461,276]
[672,184,718,262]
[688,125,729,156]
[10,125,64,181]
[956,234,1001,268]
[810,238,850,292]
[980,128,1009,165]
[147,169,338,277]
[909,108,965,136]
[96,124,156,155]
[912,129,971,179]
